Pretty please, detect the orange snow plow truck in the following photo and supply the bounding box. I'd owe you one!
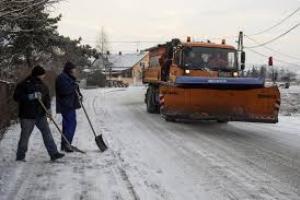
[143,37,280,123]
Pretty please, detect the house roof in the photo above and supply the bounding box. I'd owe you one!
[108,52,147,71]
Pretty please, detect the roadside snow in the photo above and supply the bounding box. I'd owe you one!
[280,84,300,116]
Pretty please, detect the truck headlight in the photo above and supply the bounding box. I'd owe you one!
[185,70,191,74]
[233,72,239,77]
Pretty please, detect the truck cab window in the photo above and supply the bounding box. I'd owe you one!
[174,50,181,65]
[183,47,237,71]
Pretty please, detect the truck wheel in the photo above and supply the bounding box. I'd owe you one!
[146,87,159,113]
[217,120,228,123]
[164,115,176,122]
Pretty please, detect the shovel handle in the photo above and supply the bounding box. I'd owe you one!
[38,98,72,147]
[76,91,98,137]
[38,98,86,154]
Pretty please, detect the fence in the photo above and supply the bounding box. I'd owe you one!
[0,70,57,138]
[0,80,17,137]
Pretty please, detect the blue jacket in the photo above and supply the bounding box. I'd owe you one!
[55,72,81,114]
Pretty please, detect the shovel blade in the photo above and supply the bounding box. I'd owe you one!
[95,134,108,152]
[70,145,86,154]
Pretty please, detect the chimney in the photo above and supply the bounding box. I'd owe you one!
[221,39,226,45]
[187,36,191,43]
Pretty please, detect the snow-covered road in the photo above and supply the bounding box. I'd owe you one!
[1,86,300,200]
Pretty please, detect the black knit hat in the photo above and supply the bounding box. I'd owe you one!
[32,65,46,77]
[64,61,76,73]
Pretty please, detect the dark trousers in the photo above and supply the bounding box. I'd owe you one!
[17,117,59,159]
[61,110,77,147]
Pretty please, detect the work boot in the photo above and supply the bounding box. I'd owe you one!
[16,158,26,162]
[16,155,26,162]
[50,152,65,161]
[61,145,74,153]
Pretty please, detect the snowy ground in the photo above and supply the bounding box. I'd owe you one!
[1,86,300,200]
[280,84,300,116]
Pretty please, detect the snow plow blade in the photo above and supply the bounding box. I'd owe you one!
[160,79,280,123]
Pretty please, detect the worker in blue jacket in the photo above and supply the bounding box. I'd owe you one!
[55,62,82,152]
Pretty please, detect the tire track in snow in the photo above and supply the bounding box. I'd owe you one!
[92,88,171,200]
[93,89,173,200]
[1,135,57,200]
[3,158,62,199]
[132,100,300,199]
[104,87,300,200]
[89,89,140,200]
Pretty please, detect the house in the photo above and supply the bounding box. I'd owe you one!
[93,51,149,85]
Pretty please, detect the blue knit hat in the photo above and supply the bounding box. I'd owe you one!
[64,61,76,73]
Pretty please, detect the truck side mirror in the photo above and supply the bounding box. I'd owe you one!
[241,64,245,71]
[241,51,246,70]
[268,56,273,66]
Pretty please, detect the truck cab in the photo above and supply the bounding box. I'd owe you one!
[168,42,240,82]
[143,39,242,85]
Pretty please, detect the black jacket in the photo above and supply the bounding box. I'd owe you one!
[13,76,51,119]
[55,72,81,114]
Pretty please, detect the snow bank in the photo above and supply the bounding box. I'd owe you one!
[279,84,300,116]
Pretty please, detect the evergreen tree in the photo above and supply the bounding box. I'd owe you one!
[0,0,97,73]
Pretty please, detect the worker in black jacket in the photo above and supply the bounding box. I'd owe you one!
[13,65,64,162]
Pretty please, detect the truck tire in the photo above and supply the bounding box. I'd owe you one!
[146,86,159,113]
[217,120,228,123]
[163,115,176,122]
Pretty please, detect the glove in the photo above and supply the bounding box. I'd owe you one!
[74,81,80,90]
[78,94,83,102]
[28,92,42,100]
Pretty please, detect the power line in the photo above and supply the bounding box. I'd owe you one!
[244,34,300,61]
[245,22,300,48]
[246,48,300,67]
[84,38,162,43]
[249,6,300,36]
[109,41,161,43]
[194,35,238,41]
[85,36,239,45]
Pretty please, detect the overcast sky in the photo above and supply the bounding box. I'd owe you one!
[54,0,300,66]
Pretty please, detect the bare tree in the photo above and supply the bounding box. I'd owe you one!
[96,27,110,55]
[95,27,110,81]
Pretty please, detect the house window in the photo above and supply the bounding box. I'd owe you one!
[123,69,132,78]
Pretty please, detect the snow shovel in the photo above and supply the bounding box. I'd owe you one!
[76,91,108,152]
[38,98,86,154]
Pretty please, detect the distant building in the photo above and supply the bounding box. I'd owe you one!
[92,51,149,85]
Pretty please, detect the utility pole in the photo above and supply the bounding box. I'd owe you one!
[238,31,244,52]
[238,31,245,76]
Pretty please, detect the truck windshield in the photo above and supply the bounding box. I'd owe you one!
[183,47,237,71]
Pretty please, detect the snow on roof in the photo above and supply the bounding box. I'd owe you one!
[82,68,92,73]
[0,80,14,84]
[108,52,147,71]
